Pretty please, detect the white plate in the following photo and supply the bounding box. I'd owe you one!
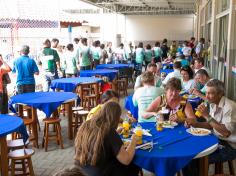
[186,128,211,136]
[162,121,178,128]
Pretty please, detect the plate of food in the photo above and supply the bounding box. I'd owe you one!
[183,94,198,99]
[162,121,178,128]
[186,127,211,136]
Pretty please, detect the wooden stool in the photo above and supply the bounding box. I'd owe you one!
[23,118,39,148]
[214,160,235,175]
[42,118,63,152]
[117,79,128,97]
[8,149,35,176]
[72,110,89,137]
[7,139,29,151]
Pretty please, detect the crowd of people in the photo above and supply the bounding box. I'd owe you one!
[0,36,236,176]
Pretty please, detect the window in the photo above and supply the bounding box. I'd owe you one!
[207,1,212,21]
[217,0,230,14]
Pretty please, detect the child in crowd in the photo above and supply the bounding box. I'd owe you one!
[86,89,118,120]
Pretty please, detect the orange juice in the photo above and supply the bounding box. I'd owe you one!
[156,123,163,131]
[122,129,130,138]
[123,121,130,131]
[135,126,143,145]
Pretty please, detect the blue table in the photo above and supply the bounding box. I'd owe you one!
[162,62,174,68]
[9,92,77,117]
[9,92,78,140]
[50,77,103,92]
[133,123,218,176]
[160,69,174,75]
[96,64,134,70]
[0,115,28,176]
[80,69,118,81]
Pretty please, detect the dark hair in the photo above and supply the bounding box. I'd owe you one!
[155,42,160,47]
[195,69,209,78]
[173,61,181,69]
[184,41,189,46]
[162,38,167,44]
[194,57,204,65]
[101,89,118,103]
[100,44,105,49]
[206,79,225,95]
[52,38,59,43]
[138,42,143,48]
[181,66,194,79]
[200,38,205,43]
[67,44,74,51]
[81,38,87,44]
[53,167,86,176]
[74,38,80,43]
[21,45,30,55]
[190,37,195,41]
[146,44,151,50]
[94,40,101,47]
[43,39,51,48]
[165,77,182,91]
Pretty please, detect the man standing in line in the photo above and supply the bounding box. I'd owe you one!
[39,39,61,91]
[12,45,39,94]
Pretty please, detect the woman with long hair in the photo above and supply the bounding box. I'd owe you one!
[74,101,139,176]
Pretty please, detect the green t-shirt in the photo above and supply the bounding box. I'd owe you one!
[40,48,60,72]
[153,47,162,57]
[91,47,101,60]
[77,46,91,67]
[145,50,152,62]
[135,48,145,64]
[133,86,164,122]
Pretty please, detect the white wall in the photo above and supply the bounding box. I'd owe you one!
[124,15,194,44]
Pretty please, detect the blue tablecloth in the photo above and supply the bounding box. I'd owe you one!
[0,115,28,143]
[162,63,174,68]
[125,95,202,121]
[96,64,134,70]
[160,69,174,75]
[124,95,138,120]
[9,92,77,117]
[133,123,218,176]
[80,69,118,81]
[50,77,103,92]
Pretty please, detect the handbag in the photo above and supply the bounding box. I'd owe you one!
[2,73,11,84]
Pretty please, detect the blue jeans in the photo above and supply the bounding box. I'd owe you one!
[17,84,35,94]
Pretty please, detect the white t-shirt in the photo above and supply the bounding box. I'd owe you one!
[162,69,182,85]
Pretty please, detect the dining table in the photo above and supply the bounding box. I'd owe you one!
[9,92,78,141]
[50,77,103,92]
[96,63,134,70]
[133,122,218,176]
[160,69,174,75]
[0,114,28,176]
[80,69,118,81]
